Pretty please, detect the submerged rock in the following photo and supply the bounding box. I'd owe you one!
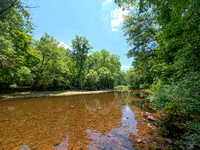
[152,122,159,127]
[154,132,159,136]
[165,138,173,145]
[147,115,156,121]
[136,139,142,143]
[145,112,151,115]
[147,123,151,127]
[97,107,102,110]
[92,109,97,112]
[70,106,75,109]
[92,107,102,112]
[148,136,155,142]
[143,139,148,144]
[122,124,127,127]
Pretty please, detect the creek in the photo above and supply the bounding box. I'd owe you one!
[0,91,174,149]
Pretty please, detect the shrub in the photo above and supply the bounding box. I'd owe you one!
[149,72,200,148]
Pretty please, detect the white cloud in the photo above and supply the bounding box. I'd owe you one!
[103,0,113,6]
[110,7,129,31]
[121,65,130,69]
[58,42,70,49]
[112,27,118,31]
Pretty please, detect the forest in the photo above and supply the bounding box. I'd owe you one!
[0,0,200,149]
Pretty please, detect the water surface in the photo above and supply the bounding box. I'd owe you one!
[0,91,171,149]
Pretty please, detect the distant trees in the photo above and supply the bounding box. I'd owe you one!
[87,49,121,89]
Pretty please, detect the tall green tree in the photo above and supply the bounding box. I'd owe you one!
[33,33,70,90]
[70,35,93,89]
[0,0,34,88]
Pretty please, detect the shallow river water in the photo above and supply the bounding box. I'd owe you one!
[0,91,173,149]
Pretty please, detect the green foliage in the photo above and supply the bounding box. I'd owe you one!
[88,49,121,74]
[98,67,115,89]
[16,66,34,86]
[150,72,200,148]
[115,0,200,147]
[116,70,127,86]
[0,0,35,87]
[71,35,93,89]
[85,70,99,90]
[88,49,122,89]
[126,67,150,89]
[121,4,157,88]
[0,1,125,92]
[150,72,200,116]
[33,33,70,90]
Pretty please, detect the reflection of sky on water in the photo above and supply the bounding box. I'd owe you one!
[54,139,69,150]
[20,143,30,150]
[86,103,137,149]
[121,103,138,136]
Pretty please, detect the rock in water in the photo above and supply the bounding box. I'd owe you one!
[92,109,97,112]
[165,139,173,145]
[136,139,142,143]
[98,107,102,110]
[145,112,151,115]
[70,106,75,109]
[143,140,148,144]
[147,115,156,121]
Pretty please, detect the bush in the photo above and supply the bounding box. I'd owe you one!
[149,72,200,148]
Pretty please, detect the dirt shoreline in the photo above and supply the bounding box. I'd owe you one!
[0,90,112,100]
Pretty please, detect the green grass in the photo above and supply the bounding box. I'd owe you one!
[114,85,129,91]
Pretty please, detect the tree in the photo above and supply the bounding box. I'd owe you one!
[98,67,115,89]
[115,0,200,81]
[0,0,34,88]
[115,0,200,148]
[85,70,99,90]
[88,49,121,88]
[70,35,93,89]
[32,33,70,90]
[115,2,158,88]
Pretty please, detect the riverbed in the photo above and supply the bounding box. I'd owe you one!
[0,91,173,149]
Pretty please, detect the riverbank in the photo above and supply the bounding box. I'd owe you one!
[0,90,112,100]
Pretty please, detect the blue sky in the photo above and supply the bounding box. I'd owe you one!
[27,0,133,71]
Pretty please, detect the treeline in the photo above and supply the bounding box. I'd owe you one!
[115,0,200,148]
[0,0,126,91]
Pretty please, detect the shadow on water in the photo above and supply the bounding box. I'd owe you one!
[0,91,174,149]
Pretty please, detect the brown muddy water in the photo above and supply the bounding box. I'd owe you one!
[0,91,173,150]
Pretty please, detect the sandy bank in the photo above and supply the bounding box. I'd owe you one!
[0,90,112,100]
